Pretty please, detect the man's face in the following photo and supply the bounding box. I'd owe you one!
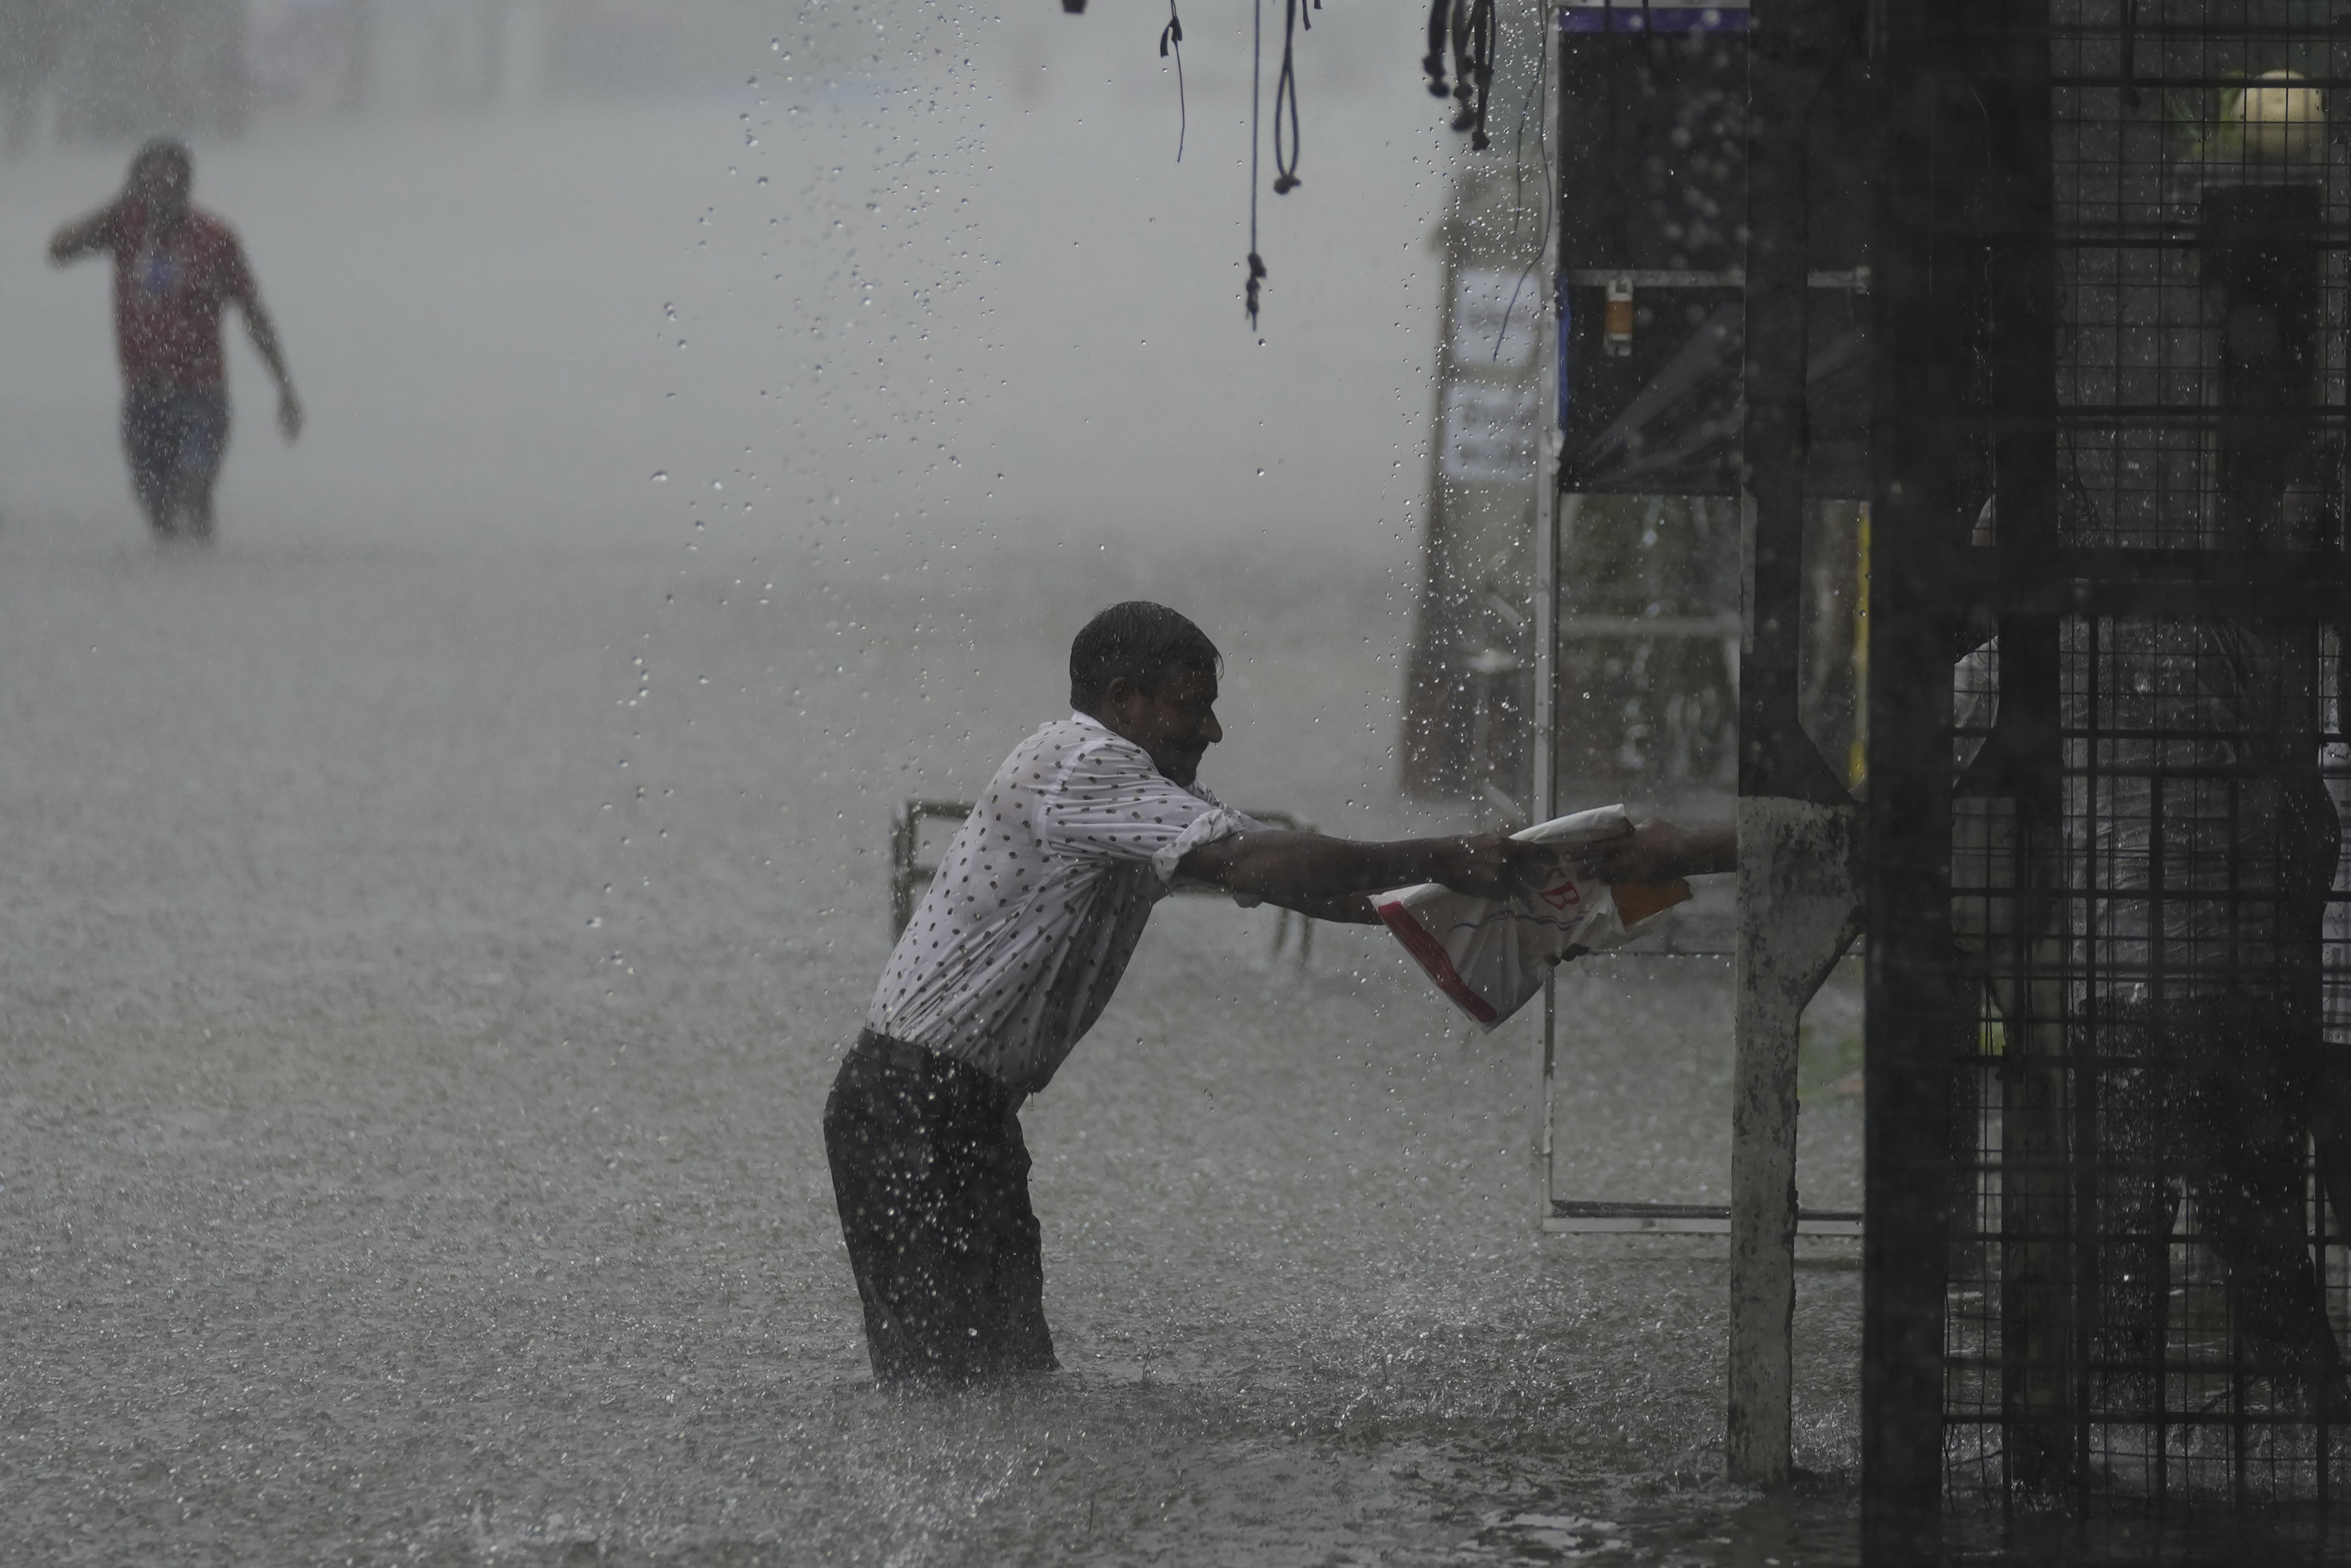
[1097,665,1222,787]
[127,156,191,224]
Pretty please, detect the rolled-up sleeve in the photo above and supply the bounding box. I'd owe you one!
[1153,802,1258,883]
[1040,736,1258,884]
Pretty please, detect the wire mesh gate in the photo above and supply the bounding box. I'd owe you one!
[1866,0,2351,1536]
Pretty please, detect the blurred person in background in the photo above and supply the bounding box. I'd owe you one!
[48,136,301,541]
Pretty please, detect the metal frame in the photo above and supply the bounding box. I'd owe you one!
[1867,0,2351,1544]
[1550,1199,1862,1237]
[1537,2,1864,1255]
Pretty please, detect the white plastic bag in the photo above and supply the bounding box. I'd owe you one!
[1374,804,1690,1029]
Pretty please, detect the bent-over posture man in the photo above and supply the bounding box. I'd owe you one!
[825,601,1734,1385]
[50,137,302,541]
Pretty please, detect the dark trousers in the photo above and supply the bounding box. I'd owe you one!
[122,385,229,534]
[822,1033,1058,1386]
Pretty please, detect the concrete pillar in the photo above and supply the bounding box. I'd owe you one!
[1729,0,1861,1488]
[1728,797,1861,1483]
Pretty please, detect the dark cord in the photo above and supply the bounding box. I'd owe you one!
[1247,0,1265,326]
[1423,0,1450,98]
[1498,10,1553,359]
[1426,0,1495,149]
[1465,0,1496,151]
[1158,0,1187,162]
[1273,0,1311,194]
[1505,4,1536,251]
[1450,0,1475,132]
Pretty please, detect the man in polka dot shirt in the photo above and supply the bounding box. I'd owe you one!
[824,601,1732,1385]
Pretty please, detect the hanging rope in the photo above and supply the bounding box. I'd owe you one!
[1423,0,1451,100]
[1246,0,1266,327]
[1497,13,1553,360]
[1158,0,1187,162]
[1422,0,1497,151]
[1464,0,1496,150]
[1450,0,1476,133]
[1272,0,1314,193]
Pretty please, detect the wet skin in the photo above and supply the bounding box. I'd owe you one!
[1088,665,1560,919]
[1090,664,1733,916]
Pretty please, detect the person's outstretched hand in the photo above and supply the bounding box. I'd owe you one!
[1429,833,1570,901]
[1572,819,1736,882]
[278,388,303,442]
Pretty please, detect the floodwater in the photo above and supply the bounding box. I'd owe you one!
[0,43,1866,1568]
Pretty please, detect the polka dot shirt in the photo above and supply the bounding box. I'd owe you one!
[866,712,1261,1094]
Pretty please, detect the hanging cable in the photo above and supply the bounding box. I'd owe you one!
[1450,0,1476,131]
[1246,0,1266,326]
[1498,6,1554,359]
[1505,0,1539,252]
[1273,0,1315,194]
[1423,0,1497,150]
[1464,0,1497,150]
[1158,0,1187,162]
[1423,0,1451,99]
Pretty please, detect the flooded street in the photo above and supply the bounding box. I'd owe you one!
[0,59,1861,1567]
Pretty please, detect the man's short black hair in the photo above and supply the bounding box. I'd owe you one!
[1069,602,1221,713]
[131,137,192,182]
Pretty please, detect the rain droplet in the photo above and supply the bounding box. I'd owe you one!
[651,471,669,483]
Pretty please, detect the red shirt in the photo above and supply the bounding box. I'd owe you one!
[101,204,254,389]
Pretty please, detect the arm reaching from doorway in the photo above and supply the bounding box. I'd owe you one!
[1570,818,1736,882]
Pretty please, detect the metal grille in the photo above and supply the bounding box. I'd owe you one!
[1874,0,2351,1521]
[2050,1,2351,551]
[1945,625,2351,1506]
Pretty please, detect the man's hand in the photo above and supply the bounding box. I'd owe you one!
[1571,819,1736,882]
[1426,832,1570,901]
[47,203,118,266]
[242,298,299,440]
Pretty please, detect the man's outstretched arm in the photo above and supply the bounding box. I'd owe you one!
[48,206,115,265]
[1183,818,1738,925]
[1262,890,1382,925]
[1178,830,1560,916]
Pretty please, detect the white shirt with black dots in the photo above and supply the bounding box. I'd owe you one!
[866,712,1263,1094]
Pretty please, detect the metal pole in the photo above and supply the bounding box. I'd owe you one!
[1535,13,1567,1202]
[1536,499,1561,1197]
[1862,0,1962,1546]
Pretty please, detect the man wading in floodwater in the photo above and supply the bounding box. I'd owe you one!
[825,601,1735,1385]
[49,137,303,542]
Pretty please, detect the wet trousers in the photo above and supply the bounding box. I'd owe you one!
[122,384,228,537]
[822,1032,1058,1386]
